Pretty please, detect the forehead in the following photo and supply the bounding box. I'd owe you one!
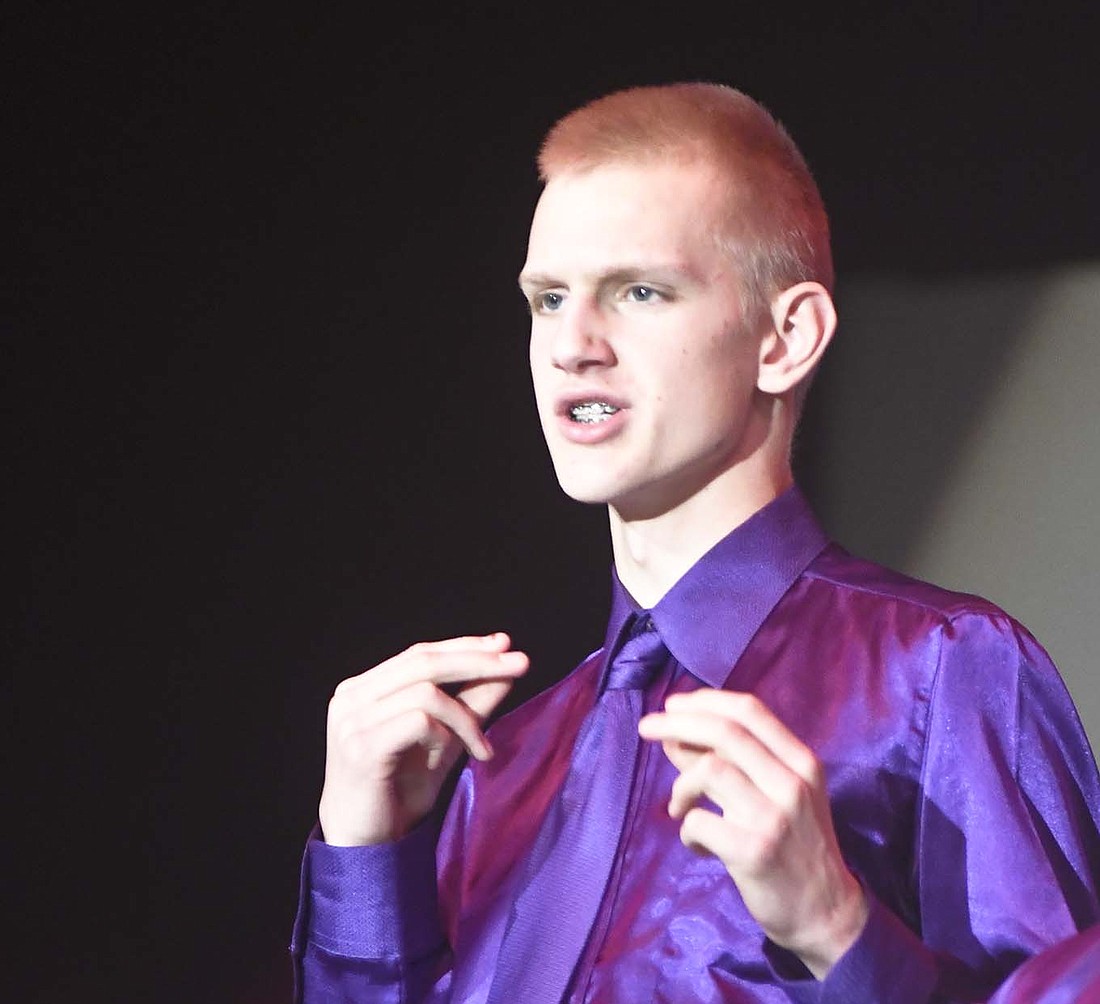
[523,161,736,278]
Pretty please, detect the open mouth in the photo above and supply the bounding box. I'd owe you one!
[569,402,620,424]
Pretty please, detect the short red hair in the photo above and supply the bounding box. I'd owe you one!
[538,82,833,323]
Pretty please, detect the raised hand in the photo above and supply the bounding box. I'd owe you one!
[318,632,529,846]
[638,689,868,978]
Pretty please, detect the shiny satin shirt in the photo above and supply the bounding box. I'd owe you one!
[292,488,1100,1003]
[986,923,1100,1003]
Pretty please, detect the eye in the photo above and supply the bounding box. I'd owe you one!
[531,290,565,313]
[624,284,662,304]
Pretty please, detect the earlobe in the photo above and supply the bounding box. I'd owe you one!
[756,282,837,395]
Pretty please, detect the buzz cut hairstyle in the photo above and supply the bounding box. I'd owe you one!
[537,82,834,326]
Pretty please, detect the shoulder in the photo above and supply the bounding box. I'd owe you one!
[806,543,1010,625]
[803,543,1062,691]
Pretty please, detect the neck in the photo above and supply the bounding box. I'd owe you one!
[609,451,794,609]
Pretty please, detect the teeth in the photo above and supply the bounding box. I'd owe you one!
[570,401,619,423]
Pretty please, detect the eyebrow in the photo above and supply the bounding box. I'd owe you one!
[517,271,558,292]
[517,262,701,292]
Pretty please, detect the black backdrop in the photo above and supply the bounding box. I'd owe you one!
[6,4,1098,1001]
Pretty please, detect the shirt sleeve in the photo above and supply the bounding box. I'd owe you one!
[773,609,1100,1004]
[767,894,939,1004]
[289,821,451,1004]
[916,611,1100,990]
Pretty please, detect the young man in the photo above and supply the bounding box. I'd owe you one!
[292,83,1100,1002]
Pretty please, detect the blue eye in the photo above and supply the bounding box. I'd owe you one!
[626,284,659,303]
[535,291,565,312]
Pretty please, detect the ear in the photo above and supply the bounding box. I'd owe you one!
[756,282,837,395]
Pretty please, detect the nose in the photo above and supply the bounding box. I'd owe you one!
[549,299,615,374]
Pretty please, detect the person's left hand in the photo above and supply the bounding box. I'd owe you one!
[638,688,869,979]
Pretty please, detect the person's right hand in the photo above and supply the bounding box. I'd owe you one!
[317,632,529,846]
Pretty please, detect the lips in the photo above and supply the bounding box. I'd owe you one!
[569,401,620,423]
[555,390,628,422]
[548,390,629,444]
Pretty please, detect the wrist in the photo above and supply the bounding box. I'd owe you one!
[794,875,870,979]
[318,795,393,847]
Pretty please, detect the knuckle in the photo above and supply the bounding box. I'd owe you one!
[327,690,353,724]
[679,807,715,854]
[714,720,743,751]
[683,805,711,830]
[698,750,729,782]
[782,772,814,812]
[699,747,734,787]
[728,691,759,714]
[345,726,370,754]
[803,755,825,788]
[769,776,800,815]
[749,816,788,864]
[670,772,693,803]
[335,715,371,748]
[405,706,434,733]
[331,676,357,699]
[409,679,439,704]
[340,727,378,767]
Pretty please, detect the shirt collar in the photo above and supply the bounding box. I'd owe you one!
[601,486,830,688]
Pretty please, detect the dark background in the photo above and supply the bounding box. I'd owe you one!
[5,4,1097,1001]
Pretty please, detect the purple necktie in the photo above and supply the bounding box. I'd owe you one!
[487,614,669,1003]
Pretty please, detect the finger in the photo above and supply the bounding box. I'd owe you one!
[340,641,529,703]
[639,709,739,760]
[455,677,519,723]
[338,633,513,691]
[430,635,520,700]
[671,768,799,878]
[678,804,734,860]
[662,690,819,784]
[338,679,495,761]
[641,709,791,796]
[637,710,723,775]
[366,705,458,771]
[642,691,820,793]
[667,751,765,822]
[412,631,515,654]
[653,738,707,774]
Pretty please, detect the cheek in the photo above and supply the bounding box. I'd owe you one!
[698,331,760,394]
[681,355,757,432]
[528,335,547,384]
[528,349,556,416]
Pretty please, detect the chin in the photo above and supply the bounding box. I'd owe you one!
[555,479,615,506]
[551,466,620,507]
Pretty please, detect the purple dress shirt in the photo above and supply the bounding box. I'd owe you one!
[986,923,1100,1003]
[291,487,1100,1002]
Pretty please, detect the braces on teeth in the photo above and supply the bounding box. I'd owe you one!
[570,402,619,423]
